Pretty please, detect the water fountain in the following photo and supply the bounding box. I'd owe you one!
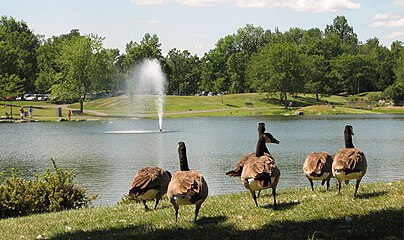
[127,59,166,132]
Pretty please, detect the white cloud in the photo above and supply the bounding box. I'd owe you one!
[130,0,361,12]
[236,0,360,12]
[383,31,404,40]
[394,0,404,7]
[130,0,165,5]
[371,13,404,28]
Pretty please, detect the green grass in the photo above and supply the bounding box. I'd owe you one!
[0,181,403,240]
[1,93,403,121]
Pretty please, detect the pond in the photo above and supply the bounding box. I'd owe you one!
[0,114,403,206]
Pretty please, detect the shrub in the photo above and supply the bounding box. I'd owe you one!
[0,159,96,219]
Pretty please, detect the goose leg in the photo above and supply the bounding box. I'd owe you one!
[154,199,160,210]
[309,178,314,191]
[142,200,149,210]
[194,204,201,223]
[337,180,342,194]
[250,190,258,207]
[326,177,331,190]
[257,190,262,198]
[272,188,277,209]
[354,179,361,196]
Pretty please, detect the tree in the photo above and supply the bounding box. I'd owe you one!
[384,49,404,104]
[330,54,376,94]
[165,48,200,95]
[0,16,40,92]
[0,73,24,116]
[359,38,395,91]
[325,16,358,55]
[122,33,162,70]
[303,54,329,102]
[36,29,81,93]
[54,33,115,112]
[246,43,304,106]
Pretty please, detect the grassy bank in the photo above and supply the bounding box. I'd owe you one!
[0,181,403,240]
[1,93,403,121]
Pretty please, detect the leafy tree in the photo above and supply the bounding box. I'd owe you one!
[122,33,162,70]
[246,43,304,106]
[384,49,404,104]
[303,54,329,101]
[36,30,81,93]
[53,33,115,111]
[330,54,377,94]
[165,48,200,95]
[0,73,24,116]
[359,38,395,91]
[0,16,40,92]
[325,16,358,55]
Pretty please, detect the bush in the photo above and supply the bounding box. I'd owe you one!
[0,159,96,219]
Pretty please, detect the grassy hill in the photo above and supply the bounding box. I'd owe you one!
[1,93,403,121]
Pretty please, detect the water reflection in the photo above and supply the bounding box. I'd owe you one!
[0,115,403,206]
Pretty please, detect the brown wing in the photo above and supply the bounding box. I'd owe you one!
[241,155,278,183]
[333,148,367,172]
[303,152,333,174]
[168,170,204,196]
[129,167,169,195]
[226,152,254,176]
[227,152,274,177]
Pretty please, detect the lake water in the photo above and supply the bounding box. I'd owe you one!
[0,115,403,206]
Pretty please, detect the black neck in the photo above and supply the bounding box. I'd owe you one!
[344,134,354,148]
[179,149,190,171]
[256,134,266,157]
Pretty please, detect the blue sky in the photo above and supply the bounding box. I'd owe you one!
[1,0,404,56]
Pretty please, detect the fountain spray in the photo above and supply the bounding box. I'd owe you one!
[132,59,166,131]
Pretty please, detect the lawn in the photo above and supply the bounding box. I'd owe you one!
[1,93,403,121]
[0,181,402,240]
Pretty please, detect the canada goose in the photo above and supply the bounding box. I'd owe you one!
[129,166,171,210]
[241,132,281,208]
[167,142,208,222]
[303,152,333,191]
[332,125,367,196]
[226,122,275,177]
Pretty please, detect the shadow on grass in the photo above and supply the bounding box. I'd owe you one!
[49,208,403,240]
[263,200,300,210]
[356,190,388,199]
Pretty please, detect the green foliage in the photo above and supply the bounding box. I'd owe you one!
[0,159,95,219]
[0,16,40,92]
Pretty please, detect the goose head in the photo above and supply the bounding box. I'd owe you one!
[344,125,355,148]
[256,132,279,157]
[177,141,190,171]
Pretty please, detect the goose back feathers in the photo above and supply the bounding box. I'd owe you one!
[303,152,333,191]
[226,122,278,177]
[167,142,208,222]
[241,132,280,208]
[129,166,171,210]
[332,125,367,196]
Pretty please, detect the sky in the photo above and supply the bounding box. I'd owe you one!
[1,0,404,56]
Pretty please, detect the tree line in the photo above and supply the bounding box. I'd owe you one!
[1,15,403,111]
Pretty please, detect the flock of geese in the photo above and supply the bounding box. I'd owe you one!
[128,123,367,222]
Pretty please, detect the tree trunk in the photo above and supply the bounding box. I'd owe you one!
[80,98,84,113]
